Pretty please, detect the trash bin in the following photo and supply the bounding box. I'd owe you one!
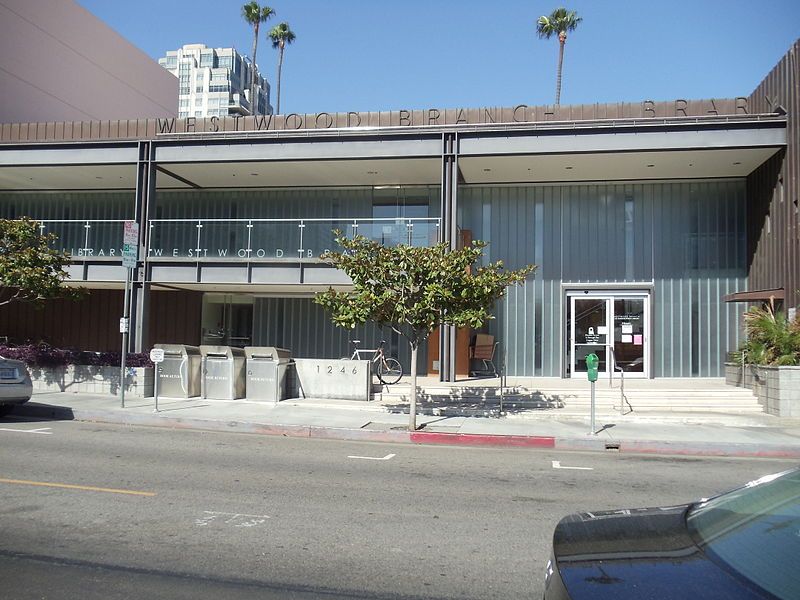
[154,344,201,398]
[199,346,246,400]
[244,346,291,402]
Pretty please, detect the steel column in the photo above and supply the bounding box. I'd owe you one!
[131,140,155,352]
[439,132,459,382]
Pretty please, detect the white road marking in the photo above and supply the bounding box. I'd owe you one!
[552,460,593,471]
[0,427,52,435]
[347,453,396,461]
[195,510,270,528]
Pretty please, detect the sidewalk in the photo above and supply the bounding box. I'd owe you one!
[10,390,800,458]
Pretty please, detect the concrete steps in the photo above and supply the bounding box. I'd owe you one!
[372,381,763,415]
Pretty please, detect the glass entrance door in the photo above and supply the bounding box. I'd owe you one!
[569,293,649,378]
[611,297,647,375]
[571,297,610,378]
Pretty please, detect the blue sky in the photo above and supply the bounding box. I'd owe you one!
[78,0,799,114]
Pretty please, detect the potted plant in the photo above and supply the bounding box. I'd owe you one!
[728,303,800,416]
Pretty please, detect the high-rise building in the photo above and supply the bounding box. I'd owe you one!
[158,44,271,118]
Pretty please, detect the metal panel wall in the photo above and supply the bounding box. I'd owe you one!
[253,297,427,374]
[747,40,799,309]
[459,181,747,377]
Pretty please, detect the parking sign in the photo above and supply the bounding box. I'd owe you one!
[122,221,139,268]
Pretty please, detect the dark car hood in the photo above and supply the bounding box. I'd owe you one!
[552,505,770,600]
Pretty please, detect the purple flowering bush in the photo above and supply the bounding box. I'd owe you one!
[0,344,153,368]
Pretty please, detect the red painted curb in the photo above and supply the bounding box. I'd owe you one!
[410,431,556,448]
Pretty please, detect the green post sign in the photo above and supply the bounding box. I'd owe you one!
[586,353,599,382]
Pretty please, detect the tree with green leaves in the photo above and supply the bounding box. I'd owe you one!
[315,235,535,431]
[241,1,275,115]
[268,22,296,115]
[0,217,81,307]
[536,7,582,105]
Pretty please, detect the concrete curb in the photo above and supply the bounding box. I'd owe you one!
[410,431,555,448]
[12,402,800,458]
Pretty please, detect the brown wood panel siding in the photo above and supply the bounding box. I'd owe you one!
[0,289,202,351]
[0,289,122,351]
[148,290,202,347]
[747,40,799,309]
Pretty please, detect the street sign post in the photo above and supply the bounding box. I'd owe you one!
[586,353,599,435]
[120,221,139,408]
[149,348,164,412]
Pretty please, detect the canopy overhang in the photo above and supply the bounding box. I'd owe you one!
[722,288,785,303]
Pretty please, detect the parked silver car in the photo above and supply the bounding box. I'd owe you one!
[0,356,33,416]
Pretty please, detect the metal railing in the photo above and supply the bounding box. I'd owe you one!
[609,348,634,415]
[38,219,127,259]
[31,217,441,261]
[146,217,441,260]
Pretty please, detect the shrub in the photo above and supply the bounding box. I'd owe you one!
[0,343,153,368]
[739,304,800,366]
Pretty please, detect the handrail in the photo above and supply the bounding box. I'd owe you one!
[609,348,633,415]
[147,217,441,224]
[37,219,127,223]
[29,217,442,262]
[609,346,622,388]
[33,217,440,224]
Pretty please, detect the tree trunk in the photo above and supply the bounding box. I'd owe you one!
[408,342,418,431]
[251,26,259,115]
[275,45,284,115]
[555,36,565,106]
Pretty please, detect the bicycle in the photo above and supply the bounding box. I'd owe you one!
[343,339,403,385]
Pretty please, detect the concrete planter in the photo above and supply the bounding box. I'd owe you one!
[290,359,372,401]
[28,365,154,398]
[725,362,800,416]
[725,362,753,389]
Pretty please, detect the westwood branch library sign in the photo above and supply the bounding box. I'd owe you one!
[154,98,751,135]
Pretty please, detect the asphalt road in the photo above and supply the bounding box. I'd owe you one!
[0,416,796,599]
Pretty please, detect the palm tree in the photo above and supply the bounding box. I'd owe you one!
[536,7,582,105]
[268,22,296,115]
[241,2,274,115]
